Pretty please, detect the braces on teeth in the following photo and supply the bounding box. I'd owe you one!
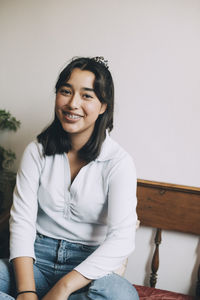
[66,113,81,119]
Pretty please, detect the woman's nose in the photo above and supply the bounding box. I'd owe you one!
[68,93,80,109]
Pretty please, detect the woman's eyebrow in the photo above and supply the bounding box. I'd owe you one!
[62,83,94,92]
[62,83,72,88]
[82,87,95,92]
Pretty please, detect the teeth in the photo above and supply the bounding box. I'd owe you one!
[65,113,81,119]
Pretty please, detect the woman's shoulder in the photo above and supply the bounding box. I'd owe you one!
[16,140,45,173]
[22,139,44,161]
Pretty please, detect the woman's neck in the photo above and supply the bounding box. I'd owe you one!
[69,131,92,152]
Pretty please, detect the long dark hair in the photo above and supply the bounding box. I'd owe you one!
[37,57,114,162]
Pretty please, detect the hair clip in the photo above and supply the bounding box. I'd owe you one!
[92,56,109,69]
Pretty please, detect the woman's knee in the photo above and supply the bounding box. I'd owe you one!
[0,291,15,300]
[88,273,139,300]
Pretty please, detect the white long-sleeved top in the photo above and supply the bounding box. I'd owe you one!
[9,134,138,279]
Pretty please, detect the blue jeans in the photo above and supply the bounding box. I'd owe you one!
[0,234,139,300]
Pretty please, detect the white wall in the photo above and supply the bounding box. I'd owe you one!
[1,0,200,295]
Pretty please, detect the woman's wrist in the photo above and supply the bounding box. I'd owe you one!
[16,292,38,300]
[17,291,38,297]
[60,270,91,296]
[41,279,71,300]
[56,277,72,297]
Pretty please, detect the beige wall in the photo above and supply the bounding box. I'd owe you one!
[1,0,200,295]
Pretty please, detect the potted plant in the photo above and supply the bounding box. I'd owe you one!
[0,109,21,212]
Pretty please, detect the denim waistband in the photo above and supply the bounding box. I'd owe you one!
[35,232,99,252]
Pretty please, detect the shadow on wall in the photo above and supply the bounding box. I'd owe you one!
[144,229,156,286]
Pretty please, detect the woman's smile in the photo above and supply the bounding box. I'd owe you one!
[62,111,84,122]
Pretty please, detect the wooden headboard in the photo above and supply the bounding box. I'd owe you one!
[136,179,200,296]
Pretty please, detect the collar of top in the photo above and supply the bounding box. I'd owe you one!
[95,131,123,162]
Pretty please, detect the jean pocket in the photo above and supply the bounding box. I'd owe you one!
[36,233,45,240]
[81,244,99,252]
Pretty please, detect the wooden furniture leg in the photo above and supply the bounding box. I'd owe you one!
[150,228,162,287]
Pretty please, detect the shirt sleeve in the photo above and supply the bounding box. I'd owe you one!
[74,154,138,279]
[9,141,44,261]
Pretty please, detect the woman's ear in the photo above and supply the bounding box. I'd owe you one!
[99,103,107,115]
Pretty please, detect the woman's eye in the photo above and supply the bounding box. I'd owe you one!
[60,89,71,95]
[83,94,93,99]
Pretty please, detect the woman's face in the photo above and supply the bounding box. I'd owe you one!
[55,68,107,143]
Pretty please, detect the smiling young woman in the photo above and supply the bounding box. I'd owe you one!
[0,57,139,300]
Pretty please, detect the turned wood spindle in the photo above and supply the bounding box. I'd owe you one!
[150,228,162,288]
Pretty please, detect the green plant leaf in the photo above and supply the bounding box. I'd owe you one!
[0,110,21,170]
[0,109,21,131]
